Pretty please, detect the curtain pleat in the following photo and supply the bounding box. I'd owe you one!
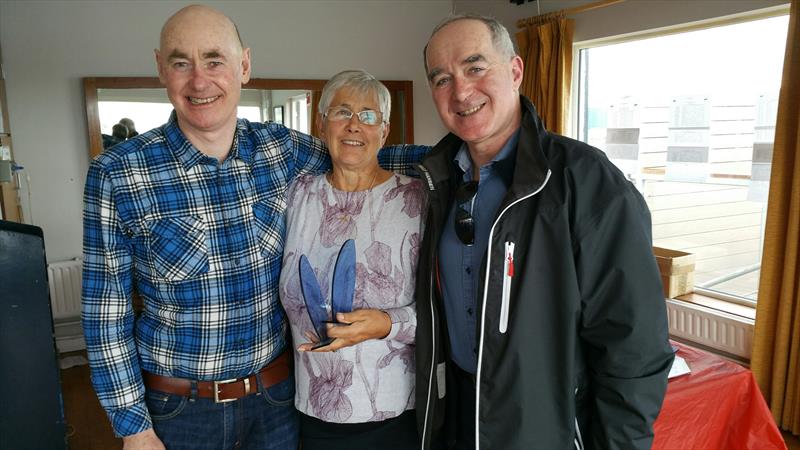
[751,0,800,436]
[515,18,574,134]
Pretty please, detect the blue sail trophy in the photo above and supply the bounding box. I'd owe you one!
[298,239,356,349]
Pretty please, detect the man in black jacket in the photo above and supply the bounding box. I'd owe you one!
[414,14,675,450]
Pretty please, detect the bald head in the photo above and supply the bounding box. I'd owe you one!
[424,14,517,76]
[160,5,243,54]
[154,4,252,155]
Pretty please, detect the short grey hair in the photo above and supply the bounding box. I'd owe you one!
[423,14,518,74]
[318,70,391,124]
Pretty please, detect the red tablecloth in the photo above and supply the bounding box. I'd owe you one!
[653,342,786,450]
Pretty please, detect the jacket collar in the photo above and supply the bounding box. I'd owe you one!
[509,96,550,199]
[417,95,551,199]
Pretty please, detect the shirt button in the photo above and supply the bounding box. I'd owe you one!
[467,308,473,316]
[234,258,241,266]
[465,267,471,275]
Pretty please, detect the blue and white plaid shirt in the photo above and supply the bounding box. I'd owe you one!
[82,112,426,437]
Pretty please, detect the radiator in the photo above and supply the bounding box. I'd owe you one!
[47,258,85,353]
[47,258,83,321]
[666,298,754,360]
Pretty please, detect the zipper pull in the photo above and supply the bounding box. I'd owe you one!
[500,241,515,334]
[507,242,515,277]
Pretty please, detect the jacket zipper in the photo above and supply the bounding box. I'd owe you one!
[474,169,552,449]
[422,279,436,449]
[418,163,437,450]
[499,241,514,334]
[574,417,585,450]
[574,387,585,450]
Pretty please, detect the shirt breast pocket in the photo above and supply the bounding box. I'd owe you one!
[146,216,210,282]
[252,195,287,261]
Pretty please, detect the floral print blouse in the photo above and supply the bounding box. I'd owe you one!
[279,173,425,423]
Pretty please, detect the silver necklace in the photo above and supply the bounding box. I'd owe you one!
[328,169,378,193]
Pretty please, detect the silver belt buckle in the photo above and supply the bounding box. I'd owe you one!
[213,378,241,403]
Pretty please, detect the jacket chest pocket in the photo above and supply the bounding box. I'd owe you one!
[146,216,209,282]
[252,195,287,261]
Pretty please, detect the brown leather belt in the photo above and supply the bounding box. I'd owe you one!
[142,350,291,403]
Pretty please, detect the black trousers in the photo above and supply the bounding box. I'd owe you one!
[300,409,419,450]
[448,363,477,450]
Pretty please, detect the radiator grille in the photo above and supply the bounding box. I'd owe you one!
[666,298,754,359]
[47,258,82,321]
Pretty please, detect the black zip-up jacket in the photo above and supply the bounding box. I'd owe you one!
[414,97,674,450]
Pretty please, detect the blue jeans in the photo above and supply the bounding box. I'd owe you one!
[145,374,298,450]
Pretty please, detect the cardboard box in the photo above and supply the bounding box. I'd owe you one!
[660,272,695,299]
[653,247,695,298]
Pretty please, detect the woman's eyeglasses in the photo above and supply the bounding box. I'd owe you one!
[454,180,479,246]
[324,106,383,126]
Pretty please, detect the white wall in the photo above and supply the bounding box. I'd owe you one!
[0,0,451,262]
[454,0,789,42]
[4,0,788,262]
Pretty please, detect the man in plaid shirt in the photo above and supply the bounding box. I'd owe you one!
[82,5,424,449]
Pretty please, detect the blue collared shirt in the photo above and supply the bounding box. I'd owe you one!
[438,130,519,374]
[82,111,427,436]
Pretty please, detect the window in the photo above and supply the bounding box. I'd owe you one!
[575,13,790,305]
[286,94,310,134]
[98,101,261,136]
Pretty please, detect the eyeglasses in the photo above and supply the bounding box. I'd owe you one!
[454,180,478,246]
[324,106,383,126]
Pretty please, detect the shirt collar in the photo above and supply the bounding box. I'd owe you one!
[164,111,254,171]
[232,120,254,164]
[453,128,521,179]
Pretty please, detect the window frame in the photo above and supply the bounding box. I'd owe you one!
[569,4,790,310]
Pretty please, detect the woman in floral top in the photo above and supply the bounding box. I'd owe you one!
[278,70,425,449]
